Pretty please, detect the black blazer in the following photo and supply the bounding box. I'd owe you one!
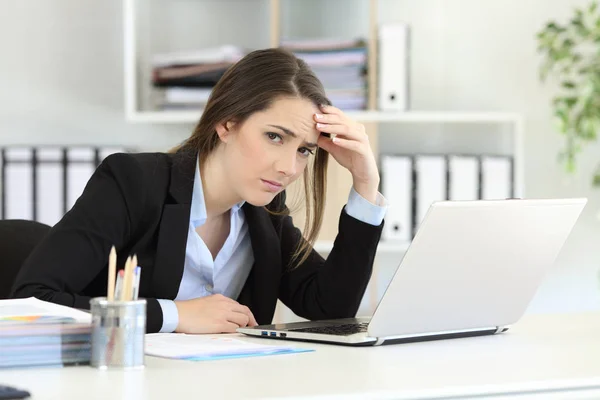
[10,148,384,333]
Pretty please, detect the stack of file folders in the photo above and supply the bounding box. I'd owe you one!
[0,316,91,368]
[0,297,93,368]
[282,38,368,110]
[150,45,245,111]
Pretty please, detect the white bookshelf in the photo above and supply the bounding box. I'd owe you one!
[124,0,279,122]
[125,109,521,124]
[123,110,524,203]
[123,0,526,322]
[123,0,522,128]
[122,0,525,256]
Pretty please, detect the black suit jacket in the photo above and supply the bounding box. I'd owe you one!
[11,149,384,333]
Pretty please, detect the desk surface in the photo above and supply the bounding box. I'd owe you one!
[1,312,600,400]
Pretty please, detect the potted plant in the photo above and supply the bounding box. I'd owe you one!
[536,1,600,188]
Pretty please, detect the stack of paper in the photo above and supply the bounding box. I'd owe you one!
[146,333,312,361]
[151,45,245,111]
[0,297,92,368]
[282,38,368,110]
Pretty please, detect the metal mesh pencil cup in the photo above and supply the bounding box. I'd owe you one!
[90,297,146,369]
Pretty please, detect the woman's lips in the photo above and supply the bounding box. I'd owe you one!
[261,179,283,192]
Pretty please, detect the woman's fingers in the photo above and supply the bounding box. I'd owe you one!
[227,311,250,328]
[314,112,343,125]
[330,136,363,152]
[211,294,257,327]
[316,123,350,136]
[219,321,241,333]
[230,303,258,326]
[314,106,367,143]
[316,122,367,143]
[317,134,335,152]
[319,104,344,116]
[247,310,258,326]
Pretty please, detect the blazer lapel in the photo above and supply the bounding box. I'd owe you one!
[238,204,282,324]
[151,149,197,299]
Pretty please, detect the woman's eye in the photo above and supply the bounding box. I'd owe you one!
[298,147,314,157]
[267,132,282,142]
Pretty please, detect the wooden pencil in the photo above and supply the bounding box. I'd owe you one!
[121,256,133,301]
[107,246,117,301]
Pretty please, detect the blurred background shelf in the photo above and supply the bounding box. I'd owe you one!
[121,0,526,322]
[126,109,523,124]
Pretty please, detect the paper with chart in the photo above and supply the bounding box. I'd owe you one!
[145,333,312,361]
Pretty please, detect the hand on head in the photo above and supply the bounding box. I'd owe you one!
[314,104,380,204]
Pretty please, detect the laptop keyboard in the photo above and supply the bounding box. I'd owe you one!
[290,322,369,336]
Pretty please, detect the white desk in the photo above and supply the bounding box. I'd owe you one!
[2,312,600,399]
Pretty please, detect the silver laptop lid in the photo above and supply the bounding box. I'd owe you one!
[368,198,587,338]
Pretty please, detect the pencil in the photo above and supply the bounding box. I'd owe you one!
[115,270,125,300]
[130,254,139,300]
[129,254,138,300]
[107,246,117,301]
[133,266,141,300]
[121,256,133,301]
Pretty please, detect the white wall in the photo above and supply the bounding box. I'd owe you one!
[375,0,600,314]
[1,0,599,314]
[0,0,193,151]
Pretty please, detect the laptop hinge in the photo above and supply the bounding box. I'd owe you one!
[495,325,510,333]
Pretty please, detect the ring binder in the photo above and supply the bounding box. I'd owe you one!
[0,146,132,224]
[380,152,515,241]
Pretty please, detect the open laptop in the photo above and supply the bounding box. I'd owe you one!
[238,198,587,346]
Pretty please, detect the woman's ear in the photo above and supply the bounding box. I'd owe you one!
[215,121,235,143]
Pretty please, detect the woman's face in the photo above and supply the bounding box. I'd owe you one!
[217,96,321,207]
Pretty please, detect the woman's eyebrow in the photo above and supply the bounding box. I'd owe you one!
[268,124,318,148]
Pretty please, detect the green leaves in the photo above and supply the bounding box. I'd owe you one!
[593,170,600,186]
[594,158,600,187]
[537,0,600,188]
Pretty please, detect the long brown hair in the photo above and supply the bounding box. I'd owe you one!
[175,47,331,269]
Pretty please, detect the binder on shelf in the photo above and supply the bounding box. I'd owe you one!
[378,23,410,111]
[66,148,97,212]
[36,148,64,227]
[380,154,413,242]
[448,155,479,201]
[3,148,34,220]
[0,146,134,223]
[415,155,447,231]
[481,155,513,200]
